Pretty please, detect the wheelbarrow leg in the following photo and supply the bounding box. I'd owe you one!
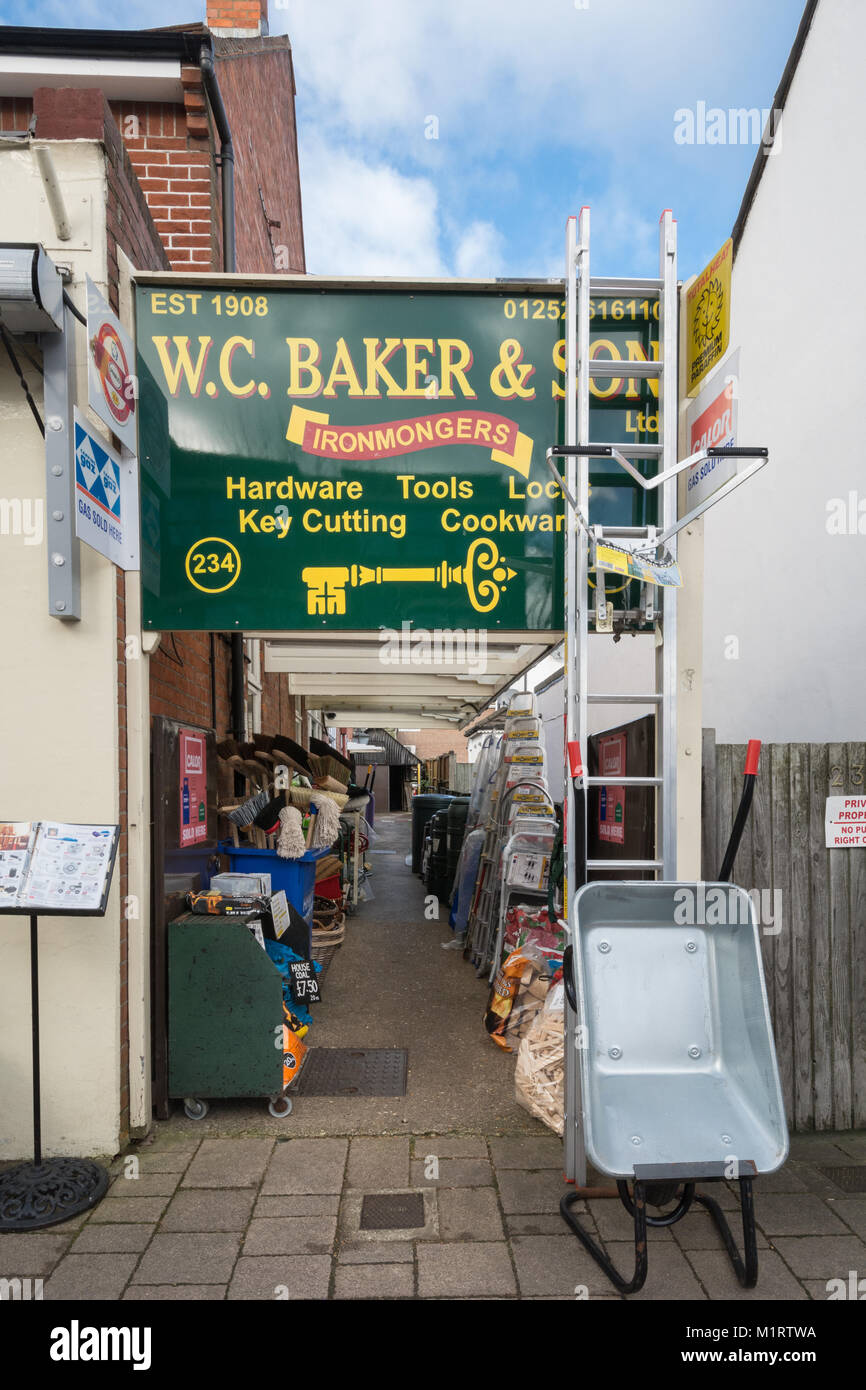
[560,1180,648,1294]
[694,1176,759,1288]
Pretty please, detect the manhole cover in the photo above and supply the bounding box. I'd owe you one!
[819,1166,866,1192]
[360,1192,425,1230]
[293,1048,408,1097]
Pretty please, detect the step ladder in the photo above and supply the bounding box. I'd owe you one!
[550,209,769,1186]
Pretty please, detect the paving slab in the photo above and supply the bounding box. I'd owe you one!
[438,1186,505,1241]
[161,1189,256,1232]
[182,1139,274,1189]
[686,1248,810,1300]
[0,1232,73,1276]
[511,1233,617,1298]
[489,1136,564,1170]
[411,1135,488,1159]
[46,1254,138,1301]
[90,1197,169,1224]
[752,1165,810,1193]
[496,1168,568,1215]
[139,1132,201,1153]
[828,1197,866,1239]
[334,1263,414,1299]
[132,1232,241,1285]
[833,1133,866,1160]
[755,1193,850,1236]
[771,1235,866,1280]
[109,1172,181,1199]
[346,1137,410,1189]
[123,1285,226,1301]
[262,1138,348,1195]
[787,1135,853,1163]
[242,1216,336,1256]
[671,1208,769,1250]
[802,1277,862,1300]
[337,1240,414,1264]
[587,1198,674,1242]
[787,1163,848,1198]
[71,1225,156,1254]
[130,1151,195,1174]
[254,1194,341,1218]
[411,1157,492,1187]
[417,1241,516,1298]
[507,1212,580,1236]
[604,1240,708,1300]
[227,1255,332,1300]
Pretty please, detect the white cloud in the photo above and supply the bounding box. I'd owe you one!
[453,220,505,278]
[299,137,447,276]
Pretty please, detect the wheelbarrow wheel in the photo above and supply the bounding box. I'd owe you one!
[643,1180,681,1209]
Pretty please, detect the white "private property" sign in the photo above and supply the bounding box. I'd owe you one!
[825,796,866,848]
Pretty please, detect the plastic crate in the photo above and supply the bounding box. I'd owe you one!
[216,844,331,924]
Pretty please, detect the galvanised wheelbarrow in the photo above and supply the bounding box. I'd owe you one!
[560,741,788,1294]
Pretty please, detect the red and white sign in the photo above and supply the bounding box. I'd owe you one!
[86,275,137,455]
[825,796,866,849]
[179,731,208,848]
[598,732,626,845]
[686,349,739,509]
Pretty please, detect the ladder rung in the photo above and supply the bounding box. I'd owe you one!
[594,525,659,539]
[588,693,662,705]
[586,859,663,871]
[587,360,661,378]
[597,441,664,457]
[591,278,664,295]
[586,776,662,787]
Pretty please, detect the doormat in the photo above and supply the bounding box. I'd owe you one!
[294,1048,408,1097]
[819,1166,866,1192]
[360,1192,425,1230]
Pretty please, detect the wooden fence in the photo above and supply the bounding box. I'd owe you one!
[702,732,866,1133]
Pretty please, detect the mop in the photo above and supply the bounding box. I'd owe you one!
[276,805,306,859]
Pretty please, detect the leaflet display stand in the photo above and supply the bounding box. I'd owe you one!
[0,821,120,1231]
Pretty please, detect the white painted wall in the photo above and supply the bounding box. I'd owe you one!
[0,142,125,1158]
[703,0,866,743]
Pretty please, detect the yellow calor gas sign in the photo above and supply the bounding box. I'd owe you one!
[686,238,732,397]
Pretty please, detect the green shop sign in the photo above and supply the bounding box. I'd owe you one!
[135,282,660,632]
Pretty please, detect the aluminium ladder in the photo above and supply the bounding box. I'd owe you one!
[550,209,769,1187]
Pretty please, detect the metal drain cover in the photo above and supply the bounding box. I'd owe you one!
[294,1048,408,1097]
[360,1192,425,1231]
[819,1166,866,1192]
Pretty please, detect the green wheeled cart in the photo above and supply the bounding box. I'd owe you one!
[168,913,292,1119]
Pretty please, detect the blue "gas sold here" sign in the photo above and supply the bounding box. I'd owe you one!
[73,410,139,571]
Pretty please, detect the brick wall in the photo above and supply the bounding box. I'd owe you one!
[397,729,472,762]
[214,38,306,273]
[109,91,220,273]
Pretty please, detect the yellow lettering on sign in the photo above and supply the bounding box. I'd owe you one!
[322,337,364,398]
[219,336,256,398]
[286,338,323,396]
[152,336,212,396]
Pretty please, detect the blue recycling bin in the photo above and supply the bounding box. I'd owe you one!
[215,844,331,925]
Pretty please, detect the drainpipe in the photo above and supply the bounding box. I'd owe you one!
[199,40,244,738]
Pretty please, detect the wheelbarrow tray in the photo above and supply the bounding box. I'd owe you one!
[572,881,788,1179]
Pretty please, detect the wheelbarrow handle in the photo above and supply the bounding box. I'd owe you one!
[563,943,578,1013]
[718,740,761,882]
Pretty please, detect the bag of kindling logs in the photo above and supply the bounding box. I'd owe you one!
[514,980,565,1135]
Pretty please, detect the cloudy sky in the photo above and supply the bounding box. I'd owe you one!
[3,0,807,280]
